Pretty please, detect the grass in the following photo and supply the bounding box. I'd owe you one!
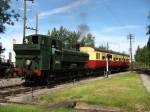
[0,104,75,112]
[0,104,47,112]
[51,107,75,112]
[40,72,150,112]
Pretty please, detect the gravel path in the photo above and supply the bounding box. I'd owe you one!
[140,74,150,93]
[0,78,24,88]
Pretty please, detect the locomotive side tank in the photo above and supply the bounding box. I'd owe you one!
[14,34,89,84]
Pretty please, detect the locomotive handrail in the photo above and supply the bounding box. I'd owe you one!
[14,44,41,50]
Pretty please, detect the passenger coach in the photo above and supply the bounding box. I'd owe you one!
[80,46,130,72]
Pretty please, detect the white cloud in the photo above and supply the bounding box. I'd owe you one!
[39,0,89,18]
[1,33,22,62]
[101,25,144,32]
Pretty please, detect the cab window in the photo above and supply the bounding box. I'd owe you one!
[32,36,38,44]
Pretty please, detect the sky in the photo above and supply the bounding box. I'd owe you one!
[0,0,150,62]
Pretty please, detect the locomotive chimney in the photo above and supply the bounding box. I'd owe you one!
[76,43,80,51]
[9,52,12,62]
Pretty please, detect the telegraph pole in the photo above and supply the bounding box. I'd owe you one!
[35,13,38,34]
[23,0,34,43]
[23,0,26,43]
[127,33,134,71]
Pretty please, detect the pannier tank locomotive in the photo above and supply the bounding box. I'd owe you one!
[14,34,89,84]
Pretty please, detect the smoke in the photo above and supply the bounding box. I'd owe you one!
[77,12,90,42]
[79,12,87,22]
[78,24,90,37]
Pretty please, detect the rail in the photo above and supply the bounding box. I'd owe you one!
[134,68,150,75]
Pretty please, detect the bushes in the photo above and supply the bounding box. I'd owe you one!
[135,38,150,68]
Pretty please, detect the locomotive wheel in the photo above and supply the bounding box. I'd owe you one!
[47,73,55,87]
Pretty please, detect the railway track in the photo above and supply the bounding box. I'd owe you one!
[134,68,150,75]
[0,86,30,98]
[0,78,24,89]
[0,84,46,102]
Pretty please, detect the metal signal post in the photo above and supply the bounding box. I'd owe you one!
[105,42,109,77]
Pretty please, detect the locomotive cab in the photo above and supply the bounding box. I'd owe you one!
[14,34,63,81]
[14,35,49,77]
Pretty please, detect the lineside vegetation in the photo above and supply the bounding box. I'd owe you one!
[0,104,47,112]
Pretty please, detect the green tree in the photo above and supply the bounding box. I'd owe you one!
[0,0,20,33]
[147,12,150,67]
[135,46,141,62]
[147,37,150,49]
[48,26,80,49]
[147,25,150,37]
[135,11,150,68]
[147,11,150,46]
[48,26,95,48]
[98,45,107,50]
[146,38,150,67]
[135,45,150,68]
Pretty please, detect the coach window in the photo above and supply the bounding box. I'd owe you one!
[96,53,99,59]
[102,56,105,60]
[126,58,128,62]
[107,54,112,60]
[127,59,129,62]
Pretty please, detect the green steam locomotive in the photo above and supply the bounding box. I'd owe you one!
[14,34,89,84]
